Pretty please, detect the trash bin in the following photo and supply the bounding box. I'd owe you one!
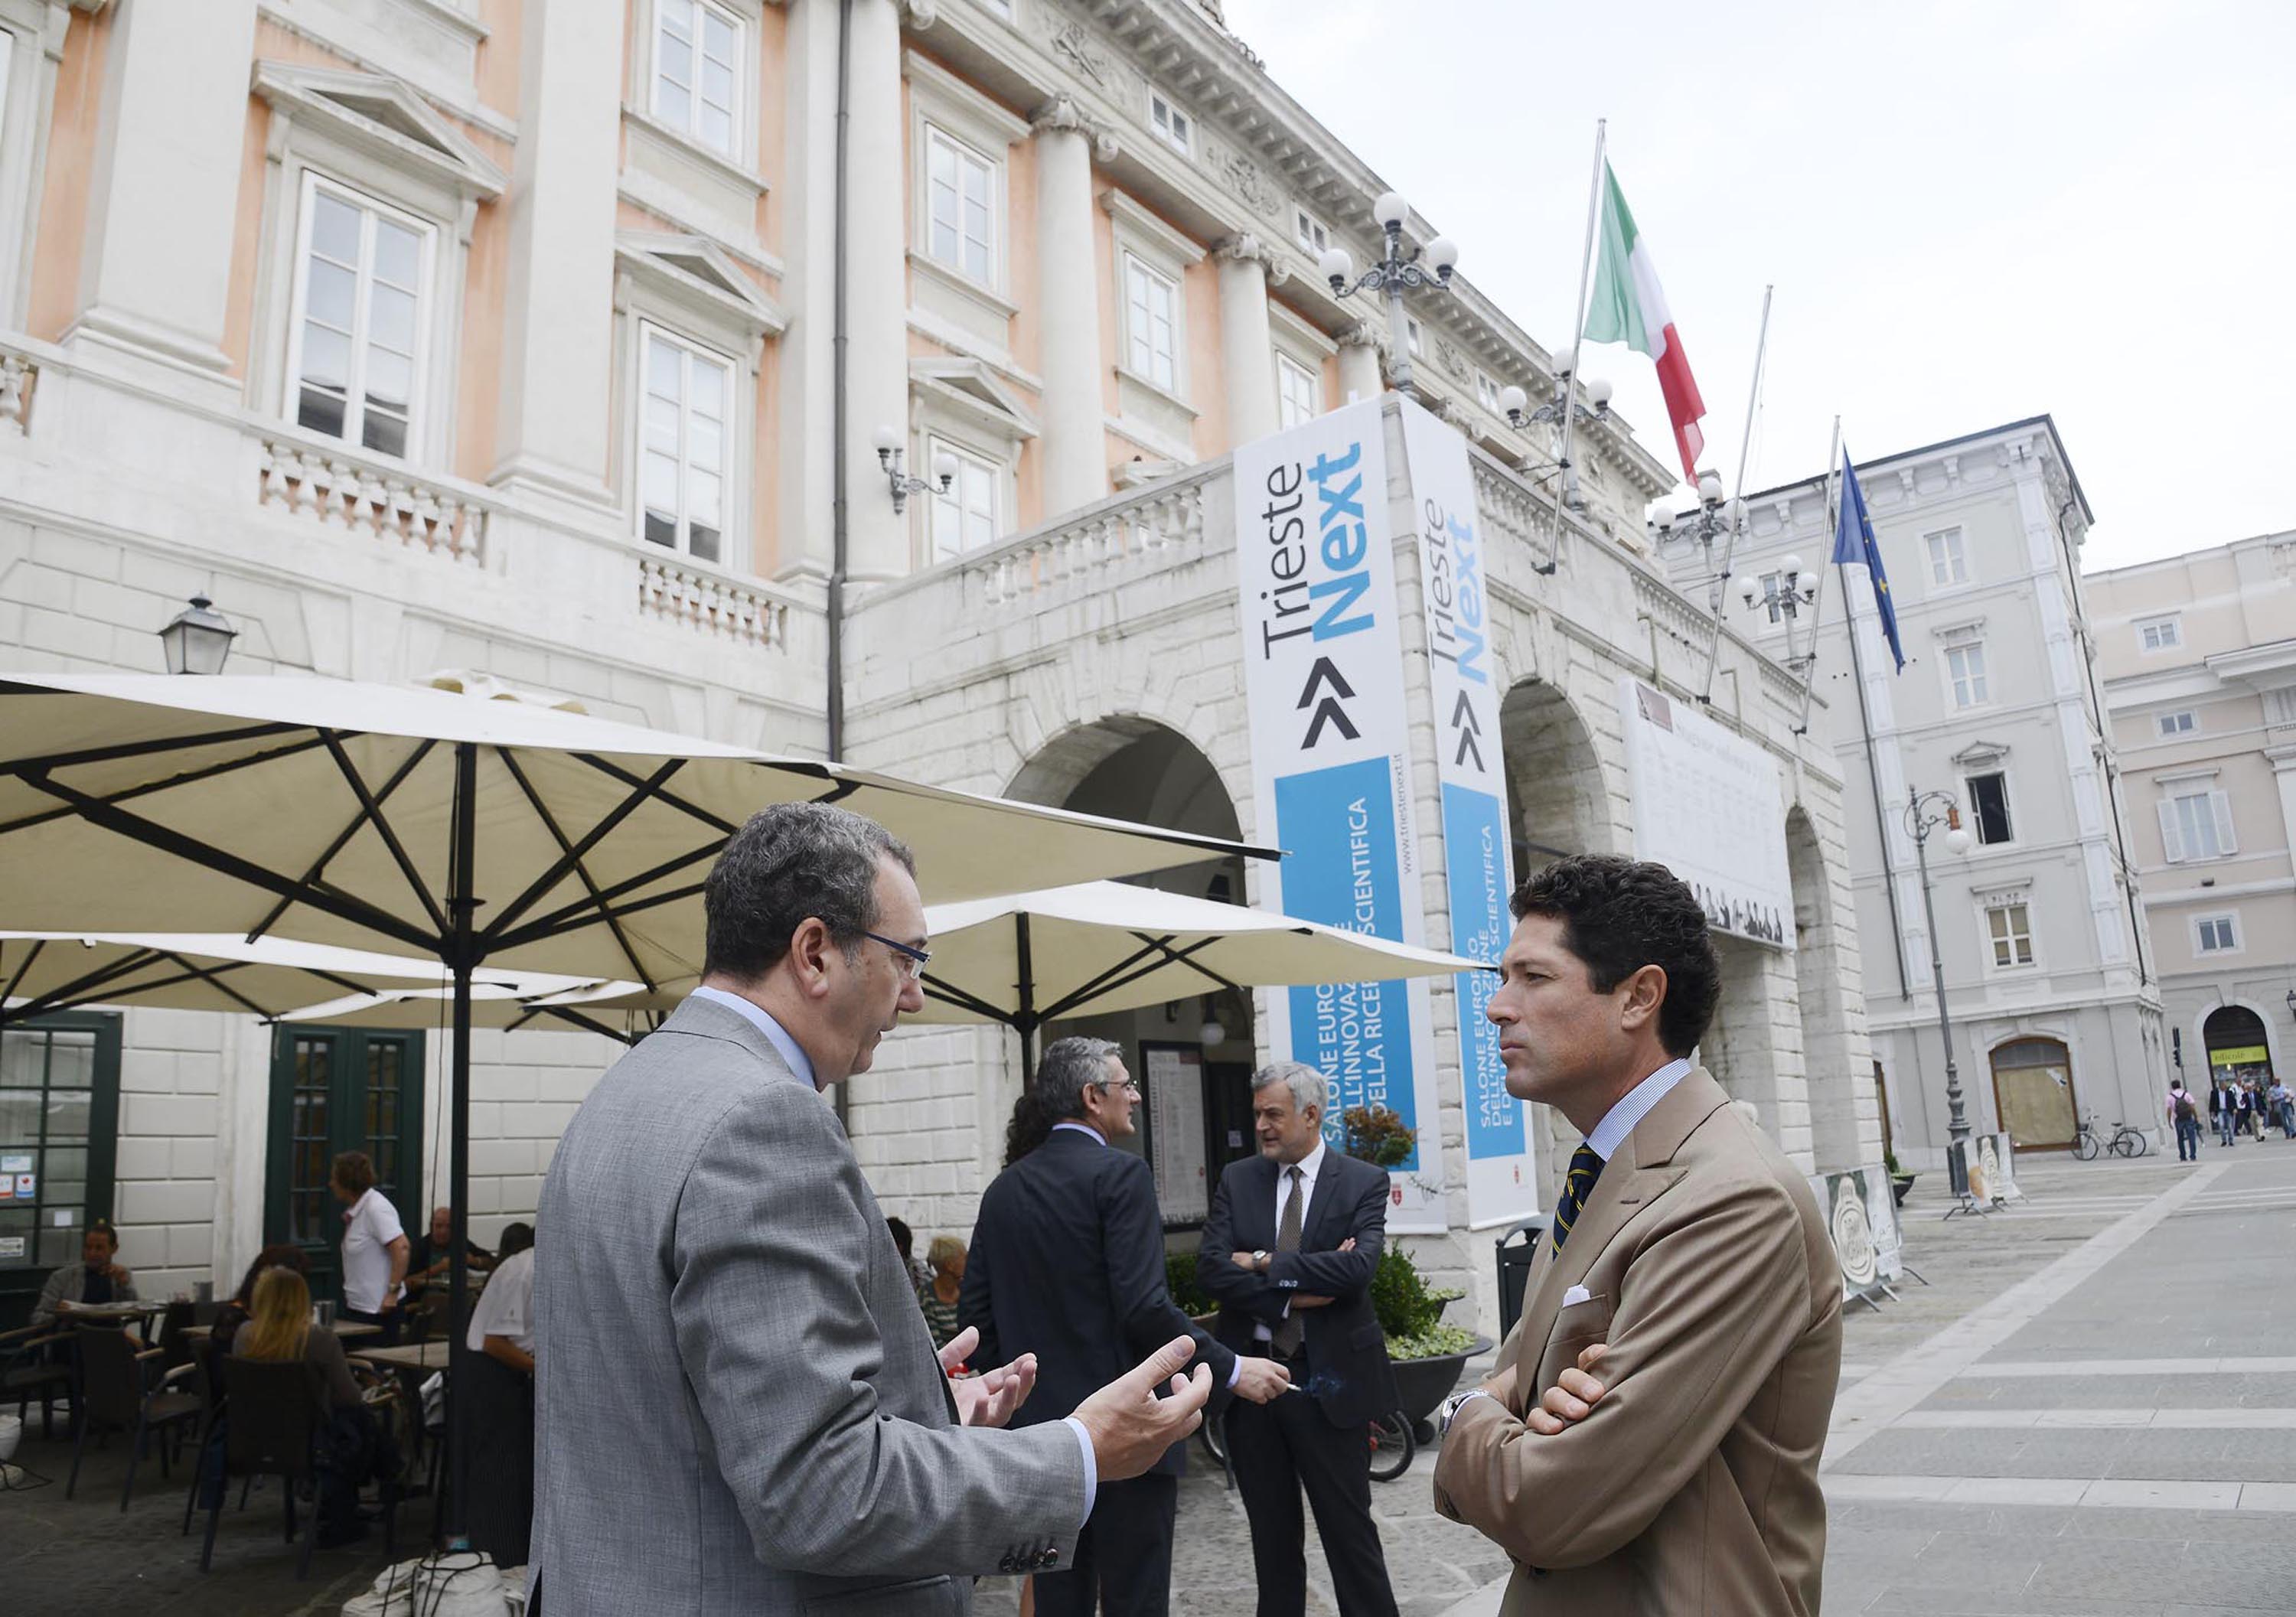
[1495,1218,1545,1341]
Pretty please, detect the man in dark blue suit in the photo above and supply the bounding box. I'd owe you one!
[1199,1062,1401,1617]
[962,1037,1293,1616]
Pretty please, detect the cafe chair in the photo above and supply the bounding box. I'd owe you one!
[201,1358,323,1577]
[66,1323,202,1509]
[0,1319,77,1439]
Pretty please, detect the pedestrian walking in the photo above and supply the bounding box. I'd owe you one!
[2167,1078,2201,1162]
[2271,1078,2294,1139]
[2213,1083,2236,1147]
[2238,1081,2259,1140]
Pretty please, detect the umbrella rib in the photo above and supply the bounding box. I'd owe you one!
[536,1006,639,1045]
[4,947,171,1022]
[152,952,276,1021]
[1032,935,1179,1023]
[494,751,658,990]
[484,851,716,955]
[0,734,338,837]
[248,739,439,943]
[17,771,438,954]
[319,732,447,936]
[919,975,1018,1027]
[0,719,311,777]
[569,753,736,835]
[481,756,692,943]
[1,937,47,1003]
[1133,932,1249,997]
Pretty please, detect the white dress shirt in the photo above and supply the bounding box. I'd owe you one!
[1583,1058,1694,1162]
[1252,1139,1328,1344]
[339,1188,405,1314]
[690,986,817,1089]
[468,1246,536,1356]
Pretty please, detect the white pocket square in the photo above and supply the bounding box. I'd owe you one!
[1561,1283,1593,1307]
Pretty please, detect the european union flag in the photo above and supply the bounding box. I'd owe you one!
[1831,450,1905,672]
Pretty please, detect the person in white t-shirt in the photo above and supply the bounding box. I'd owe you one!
[465,1221,537,1566]
[331,1151,409,1345]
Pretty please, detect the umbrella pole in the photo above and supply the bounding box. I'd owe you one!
[445,740,478,1550]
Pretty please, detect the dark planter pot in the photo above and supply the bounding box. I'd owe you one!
[1890,1174,1916,1208]
[1388,1335,1494,1428]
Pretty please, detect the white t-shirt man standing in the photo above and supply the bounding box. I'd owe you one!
[338,1171,407,1317]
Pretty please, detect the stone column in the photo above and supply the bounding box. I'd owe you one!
[1032,95,1107,520]
[1336,320,1384,407]
[1213,233,1277,449]
[69,0,261,382]
[840,0,913,579]
[490,0,622,506]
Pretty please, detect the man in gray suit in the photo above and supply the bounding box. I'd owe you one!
[533,803,1212,1615]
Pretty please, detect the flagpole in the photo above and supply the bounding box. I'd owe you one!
[1792,414,1841,736]
[1555,118,1606,514]
[1834,441,1913,1001]
[1698,283,1773,706]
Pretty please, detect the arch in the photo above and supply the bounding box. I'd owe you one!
[1499,678,1613,872]
[2200,1002,2278,1089]
[1786,804,1864,1169]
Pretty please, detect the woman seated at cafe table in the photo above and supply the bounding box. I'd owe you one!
[30,1220,135,1328]
[211,1243,311,1357]
[233,1266,399,1547]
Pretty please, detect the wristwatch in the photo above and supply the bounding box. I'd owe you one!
[1250,1249,1271,1272]
[1440,1389,1490,1436]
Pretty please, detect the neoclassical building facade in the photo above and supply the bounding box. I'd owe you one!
[0,0,1876,1330]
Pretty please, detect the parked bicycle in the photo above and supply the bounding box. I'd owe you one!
[2070,1113,2149,1160]
[1200,1402,1415,1482]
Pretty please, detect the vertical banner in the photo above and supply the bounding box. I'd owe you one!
[1235,399,1446,1233]
[1398,402,1537,1230]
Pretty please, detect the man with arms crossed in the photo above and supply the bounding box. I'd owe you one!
[1433,855,1841,1615]
[533,804,1212,1615]
[962,1037,1291,1616]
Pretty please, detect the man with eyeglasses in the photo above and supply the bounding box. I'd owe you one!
[533,804,1215,1617]
[962,1037,1293,1617]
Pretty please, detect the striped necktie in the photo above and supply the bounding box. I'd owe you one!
[1551,1143,1603,1251]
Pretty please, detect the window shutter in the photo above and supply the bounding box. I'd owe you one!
[2211,791,2237,856]
[2157,799,2184,863]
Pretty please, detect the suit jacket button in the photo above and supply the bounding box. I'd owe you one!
[998,1554,1016,1574]
[1041,1548,1058,1568]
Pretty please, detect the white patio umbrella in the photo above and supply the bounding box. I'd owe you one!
[0,931,585,1025]
[0,672,1272,1532]
[289,979,648,1043]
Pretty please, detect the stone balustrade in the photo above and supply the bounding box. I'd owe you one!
[959,471,1212,608]
[256,437,489,564]
[0,347,35,435]
[637,553,792,650]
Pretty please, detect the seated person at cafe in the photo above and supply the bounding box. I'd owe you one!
[406,1205,494,1296]
[213,1244,311,1355]
[31,1219,135,1328]
[234,1265,400,1547]
[465,1221,538,1567]
[918,1233,967,1352]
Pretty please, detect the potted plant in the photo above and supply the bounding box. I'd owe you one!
[1884,1148,1916,1208]
[1166,1251,1218,1328]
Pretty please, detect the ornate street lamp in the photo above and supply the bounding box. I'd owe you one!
[872,426,956,516]
[1318,190,1458,403]
[1738,553,1819,621]
[1906,783,1978,1209]
[157,595,236,676]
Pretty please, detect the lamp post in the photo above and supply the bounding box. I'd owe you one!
[1739,552,1819,622]
[1906,783,1976,1165]
[1317,191,1458,403]
[872,426,956,516]
[1498,347,1613,515]
[157,595,236,675]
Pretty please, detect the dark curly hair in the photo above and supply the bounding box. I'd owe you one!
[1510,855,1720,1058]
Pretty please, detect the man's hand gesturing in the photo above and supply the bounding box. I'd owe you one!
[938,1325,1040,1428]
[1069,1335,1213,1480]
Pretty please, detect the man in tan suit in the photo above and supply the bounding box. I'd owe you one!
[1433,855,1841,1615]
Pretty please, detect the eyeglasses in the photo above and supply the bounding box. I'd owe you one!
[863,930,931,983]
[1097,1078,1142,1097]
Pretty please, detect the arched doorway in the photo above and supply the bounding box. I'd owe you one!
[1990,1036,2077,1150]
[1499,680,1611,875]
[2203,1004,2275,1094]
[1007,719,1254,1228]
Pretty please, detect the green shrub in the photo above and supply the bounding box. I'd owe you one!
[1341,1104,1417,1169]
[1166,1251,1214,1316]
[1369,1244,1469,1358]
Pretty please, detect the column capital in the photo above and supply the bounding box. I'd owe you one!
[1211,231,1288,288]
[1030,93,1117,161]
[1336,319,1388,355]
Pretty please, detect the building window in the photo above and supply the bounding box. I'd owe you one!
[1124,253,1179,393]
[2137,615,2183,652]
[1944,642,1989,709]
[1753,571,1786,626]
[1276,351,1319,429]
[1294,207,1329,256]
[2195,914,2240,954]
[1475,371,1503,414]
[0,1016,120,1280]
[286,178,431,460]
[2157,709,2197,737]
[925,126,995,286]
[2160,784,2236,863]
[1926,527,1967,586]
[1405,315,1424,356]
[928,437,998,559]
[1985,901,2034,970]
[1965,771,2014,844]
[652,0,741,157]
[638,326,732,564]
[1149,90,1192,155]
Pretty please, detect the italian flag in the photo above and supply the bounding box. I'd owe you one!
[1583,161,1707,485]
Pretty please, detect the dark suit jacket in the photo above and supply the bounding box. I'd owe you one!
[960,1126,1236,1477]
[1198,1149,1397,1429]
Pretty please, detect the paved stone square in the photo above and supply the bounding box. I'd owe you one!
[5,1138,2291,1614]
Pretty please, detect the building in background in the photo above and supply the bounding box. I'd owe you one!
[0,0,1871,1332]
[1666,419,2167,1169]
[2088,532,2296,1103]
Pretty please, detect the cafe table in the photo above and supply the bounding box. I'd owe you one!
[351,1340,452,1371]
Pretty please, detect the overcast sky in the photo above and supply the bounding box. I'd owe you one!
[1220,0,2296,571]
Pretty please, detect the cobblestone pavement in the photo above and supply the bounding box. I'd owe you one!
[7,1136,2291,1615]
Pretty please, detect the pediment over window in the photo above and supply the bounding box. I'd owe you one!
[909,358,1040,442]
[1952,738,2011,769]
[615,233,787,338]
[252,64,505,200]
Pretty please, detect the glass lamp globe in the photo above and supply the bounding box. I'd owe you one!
[1424,235,1459,273]
[1498,384,1528,419]
[1584,376,1614,407]
[1317,246,1353,286]
[1942,825,1975,857]
[1371,191,1409,230]
[871,425,899,455]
